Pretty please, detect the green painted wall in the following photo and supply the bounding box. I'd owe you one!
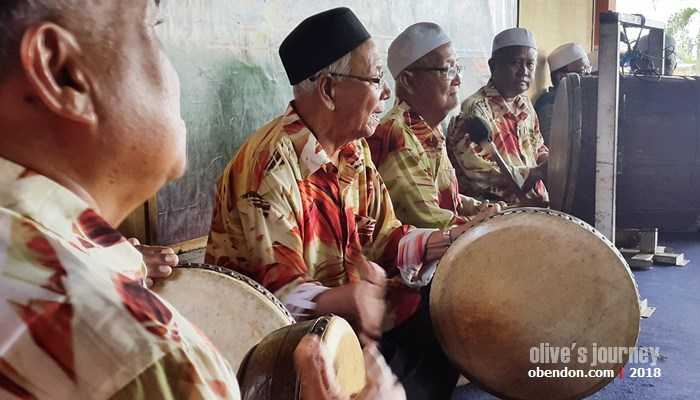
[154,0,517,245]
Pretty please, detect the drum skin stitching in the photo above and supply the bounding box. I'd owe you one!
[177,263,296,324]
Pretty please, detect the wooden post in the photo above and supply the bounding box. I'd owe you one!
[595,12,621,241]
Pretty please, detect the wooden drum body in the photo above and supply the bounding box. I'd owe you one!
[430,208,640,400]
[151,263,295,372]
[238,315,366,400]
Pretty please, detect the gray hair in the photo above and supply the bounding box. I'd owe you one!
[394,48,440,92]
[292,50,353,97]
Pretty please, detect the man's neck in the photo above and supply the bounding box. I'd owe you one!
[398,96,447,129]
[293,100,346,163]
[0,131,136,227]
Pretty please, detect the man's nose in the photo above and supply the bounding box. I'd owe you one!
[380,81,391,100]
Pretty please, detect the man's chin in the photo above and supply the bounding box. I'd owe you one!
[167,157,188,182]
[446,96,459,111]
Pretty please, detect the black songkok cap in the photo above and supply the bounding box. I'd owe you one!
[279,7,371,85]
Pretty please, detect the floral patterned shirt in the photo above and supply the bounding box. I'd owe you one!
[368,101,467,230]
[206,103,433,328]
[448,81,549,205]
[0,157,238,400]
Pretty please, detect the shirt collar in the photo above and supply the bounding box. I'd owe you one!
[0,157,90,240]
[483,80,529,113]
[396,100,445,148]
[282,102,364,179]
[0,156,146,278]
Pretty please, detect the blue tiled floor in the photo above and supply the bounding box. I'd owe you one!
[453,233,700,400]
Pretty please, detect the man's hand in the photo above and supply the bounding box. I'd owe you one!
[314,280,386,344]
[448,115,492,144]
[521,160,548,193]
[295,335,344,400]
[294,336,405,400]
[451,201,502,238]
[128,238,178,288]
[354,343,406,400]
[458,195,482,216]
[360,260,387,287]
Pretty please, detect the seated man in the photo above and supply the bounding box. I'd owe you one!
[534,42,590,144]
[206,8,490,400]
[448,27,549,207]
[368,22,498,230]
[0,2,400,399]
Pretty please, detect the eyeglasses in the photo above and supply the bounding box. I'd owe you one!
[406,64,462,81]
[330,70,386,90]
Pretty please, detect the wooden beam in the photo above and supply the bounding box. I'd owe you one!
[595,12,621,241]
[594,0,617,47]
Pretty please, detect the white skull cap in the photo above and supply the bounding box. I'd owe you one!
[548,42,589,71]
[492,27,537,54]
[388,22,451,79]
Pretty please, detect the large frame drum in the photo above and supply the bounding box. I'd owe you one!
[151,263,295,371]
[547,73,583,213]
[430,208,640,400]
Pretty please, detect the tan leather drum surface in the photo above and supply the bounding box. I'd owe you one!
[151,263,294,372]
[238,315,365,400]
[430,208,640,400]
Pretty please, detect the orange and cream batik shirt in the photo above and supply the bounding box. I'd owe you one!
[0,157,239,400]
[448,81,549,205]
[206,103,438,328]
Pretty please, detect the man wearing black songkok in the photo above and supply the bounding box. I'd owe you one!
[207,7,482,400]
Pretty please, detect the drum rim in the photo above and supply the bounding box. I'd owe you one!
[176,262,296,324]
[431,207,641,400]
[434,206,641,312]
[445,207,638,285]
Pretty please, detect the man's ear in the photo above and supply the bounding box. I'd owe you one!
[397,71,415,95]
[20,22,97,126]
[315,74,336,111]
[488,58,495,75]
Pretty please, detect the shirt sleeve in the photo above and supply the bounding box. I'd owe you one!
[375,123,463,230]
[395,228,439,288]
[282,282,331,320]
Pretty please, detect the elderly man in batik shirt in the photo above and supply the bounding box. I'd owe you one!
[448,27,549,207]
[206,8,489,400]
[369,22,499,230]
[0,2,400,399]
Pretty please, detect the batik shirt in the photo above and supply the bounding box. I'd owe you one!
[0,157,238,400]
[448,81,549,205]
[368,101,466,230]
[206,104,436,328]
